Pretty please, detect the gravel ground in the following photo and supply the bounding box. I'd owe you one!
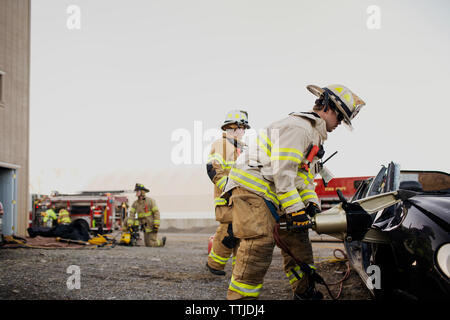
[0,231,372,300]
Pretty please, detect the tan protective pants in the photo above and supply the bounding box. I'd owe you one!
[207,222,238,271]
[278,228,314,295]
[139,217,164,247]
[144,231,164,247]
[226,187,313,300]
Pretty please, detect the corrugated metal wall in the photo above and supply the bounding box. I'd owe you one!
[0,0,31,236]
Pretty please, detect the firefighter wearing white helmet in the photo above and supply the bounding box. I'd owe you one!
[221,110,250,131]
[205,109,250,276]
[222,84,365,300]
[306,84,365,131]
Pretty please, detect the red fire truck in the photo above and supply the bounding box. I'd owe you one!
[314,176,373,210]
[31,191,130,233]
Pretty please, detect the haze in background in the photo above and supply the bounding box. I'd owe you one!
[29,0,450,213]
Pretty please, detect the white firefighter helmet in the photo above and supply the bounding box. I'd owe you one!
[307,84,366,130]
[221,110,250,131]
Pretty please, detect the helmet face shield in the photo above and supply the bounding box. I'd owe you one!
[342,103,364,131]
[342,118,354,131]
[350,104,364,120]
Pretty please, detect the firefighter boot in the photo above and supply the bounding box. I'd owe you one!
[293,283,323,300]
[206,262,226,276]
[207,223,233,275]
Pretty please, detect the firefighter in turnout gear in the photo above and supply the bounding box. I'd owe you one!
[223,84,366,300]
[57,208,71,225]
[41,205,57,227]
[122,214,138,231]
[206,110,250,276]
[130,183,166,247]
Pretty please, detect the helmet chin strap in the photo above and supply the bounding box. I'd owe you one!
[322,91,330,112]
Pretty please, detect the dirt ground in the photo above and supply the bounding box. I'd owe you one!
[0,229,372,300]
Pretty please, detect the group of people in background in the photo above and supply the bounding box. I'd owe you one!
[40,205,71,227]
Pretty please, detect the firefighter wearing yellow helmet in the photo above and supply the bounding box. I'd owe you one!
[206,109,250,276]
[223,85,365,300]
[130,183,166,247]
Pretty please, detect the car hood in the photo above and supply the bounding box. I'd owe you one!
[408,195,450,232]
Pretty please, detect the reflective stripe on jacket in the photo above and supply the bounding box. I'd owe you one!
[58,209,72,224]
[208,133,245,206]
[42,209,57,222]
[131,196,160,227]
[224,112,327,213]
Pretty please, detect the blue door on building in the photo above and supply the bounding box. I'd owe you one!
[0,166,18,236]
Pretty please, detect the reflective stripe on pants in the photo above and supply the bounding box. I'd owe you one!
[209,248,229,265]
[214,197,227,207]
[207,223,233,271]
[278,228,314,295]
[229,275,262,298]
[286,264,317,284]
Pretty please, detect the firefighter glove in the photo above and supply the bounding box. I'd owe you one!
[222,235,238,249]
[286,210,312,232]
[222,223,238,249]
[305,202,321,218]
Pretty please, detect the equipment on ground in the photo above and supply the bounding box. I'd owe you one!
[27,219,91,241]
[119,224,140,246]
[88,233,117,247]
[56,237,88,245]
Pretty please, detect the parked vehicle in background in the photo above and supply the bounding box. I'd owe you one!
[31,191,130,233]
[314,176,372,210]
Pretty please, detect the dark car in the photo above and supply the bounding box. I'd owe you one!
[342,162,450,300]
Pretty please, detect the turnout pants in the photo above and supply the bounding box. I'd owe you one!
[226,187,314,300]
[208,222,238,270]
[278,228,315,295]
[139,217,164,247]
[144,231,164,247]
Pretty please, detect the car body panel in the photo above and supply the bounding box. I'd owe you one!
[343,162,450,300]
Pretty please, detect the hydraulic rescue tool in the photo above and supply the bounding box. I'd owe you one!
[119,224,140,246]
[275,188,417,299]
[310,189,417,241]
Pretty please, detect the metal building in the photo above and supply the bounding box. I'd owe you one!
[0,0,31,236]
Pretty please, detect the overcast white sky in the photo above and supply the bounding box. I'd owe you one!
[29,0,450,195]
